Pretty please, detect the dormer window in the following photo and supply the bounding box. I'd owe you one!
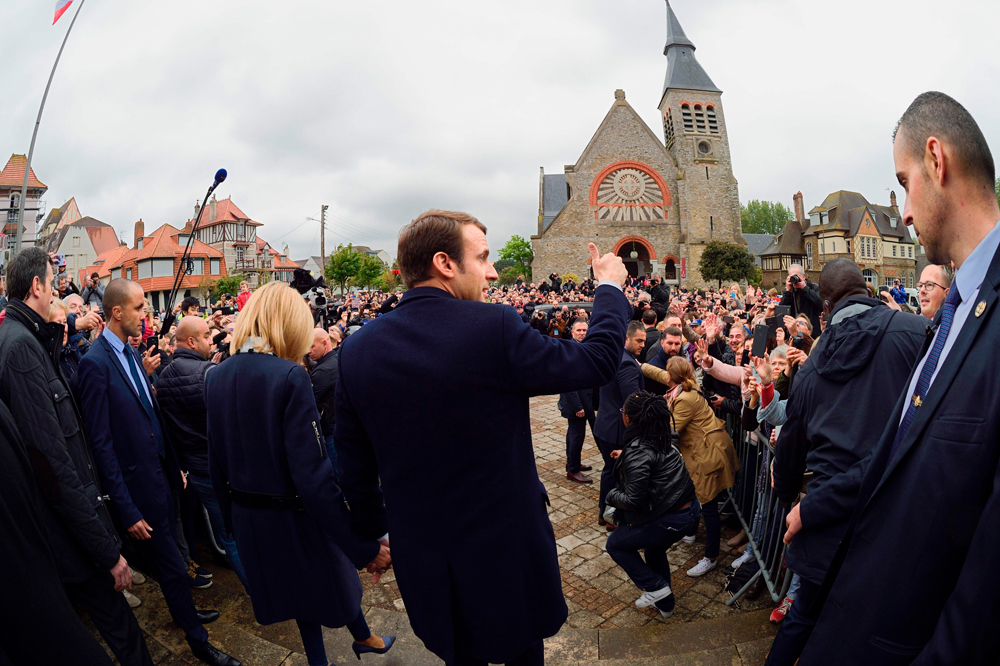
[137,238,143,250]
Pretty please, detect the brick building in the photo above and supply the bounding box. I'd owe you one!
[760,190,918,289]
[530,1,744,288]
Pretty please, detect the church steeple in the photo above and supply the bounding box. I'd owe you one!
[662,1,720,95]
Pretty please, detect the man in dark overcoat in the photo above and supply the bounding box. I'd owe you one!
[334,210,629,666]
[792,92,1000,665]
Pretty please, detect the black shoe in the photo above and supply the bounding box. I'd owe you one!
[196,609,220,624]
[189,641,241,666]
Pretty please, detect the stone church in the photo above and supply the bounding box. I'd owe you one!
[531,1,744,288]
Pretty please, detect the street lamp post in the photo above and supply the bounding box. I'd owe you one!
[13,0,87,254]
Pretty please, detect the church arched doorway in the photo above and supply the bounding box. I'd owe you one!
[616,239,651,277]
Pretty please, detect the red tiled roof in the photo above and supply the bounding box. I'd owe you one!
[0,154,47,189]
[195,197,262,227]
[273,256,300,269]
[86,226,121,256]
[85,245,132,279]
[111,223,224,268]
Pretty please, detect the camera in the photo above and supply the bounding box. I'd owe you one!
[789,274,803,287]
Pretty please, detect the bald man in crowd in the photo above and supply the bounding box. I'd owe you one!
[156,316,249,588]
[309,328,341,475]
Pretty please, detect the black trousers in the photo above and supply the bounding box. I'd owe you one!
[594,435,618,518]
[139,507,208,646]
[564,414,594,473]
[65,572,153,666]
[453,640,544,666]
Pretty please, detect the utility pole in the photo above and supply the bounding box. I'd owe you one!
[320,204,328,269]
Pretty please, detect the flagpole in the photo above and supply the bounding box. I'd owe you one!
[13,0,87,255]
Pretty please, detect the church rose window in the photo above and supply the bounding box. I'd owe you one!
[594,165,667,223]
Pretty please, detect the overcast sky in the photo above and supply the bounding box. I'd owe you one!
[4,0,999,261]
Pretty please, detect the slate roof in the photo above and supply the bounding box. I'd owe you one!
[743,233,777,265]
[806,190,912,241]
[760,220,807,256]
[0,154,46,189]
[661,1,721,95]
[540,174,568,234]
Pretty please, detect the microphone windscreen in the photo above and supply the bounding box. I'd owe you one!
[214,168,228,185]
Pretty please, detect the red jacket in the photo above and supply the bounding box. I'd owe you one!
[237,290,251,311]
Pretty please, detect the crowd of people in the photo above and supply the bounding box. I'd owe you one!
[0,90,998,666]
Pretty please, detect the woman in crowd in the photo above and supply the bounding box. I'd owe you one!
[605,391,700,619]
[205,282,394,666]
[661,356,739,577]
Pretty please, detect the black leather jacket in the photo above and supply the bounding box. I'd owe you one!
[310,347,339,437]
[606,423,696,527]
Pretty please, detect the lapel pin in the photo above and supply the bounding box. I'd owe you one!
[975,301,987,318]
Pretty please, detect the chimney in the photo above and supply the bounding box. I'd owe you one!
[793,192,805,222]
[209,195,217,224]
[133,219,144,248]
[183,219,193,234]
[890,190,897,207]
[194,200,199,218]
[283,244,290,256]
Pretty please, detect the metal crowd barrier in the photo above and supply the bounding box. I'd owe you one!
[722,425,792,606]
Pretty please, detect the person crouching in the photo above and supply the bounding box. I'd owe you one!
[604,391,700,619]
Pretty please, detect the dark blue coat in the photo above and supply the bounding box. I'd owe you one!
[773,297,925,585]
[800,245,1000,665]
[593,350,644,446]
[75,333,180,529]
[334,285,630,664]
[204,353,379,627]
[558,386,594,419]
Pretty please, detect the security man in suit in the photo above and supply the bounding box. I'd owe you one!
[75,279,240,666]
[559,319,596,484]
[593,320,646,528]
[790,92,1000,665]
[334,210,630,666]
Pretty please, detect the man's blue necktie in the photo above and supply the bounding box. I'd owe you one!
[889,285,963,461]
[124,348,153,417]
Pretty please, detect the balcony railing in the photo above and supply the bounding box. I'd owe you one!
[234,259,256,270]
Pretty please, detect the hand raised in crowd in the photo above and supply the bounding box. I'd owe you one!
[708,394,724,409]
[75,310,103,331]
[109,554,132,592]
[367,543,392,584]
[695,338,712,368]
[142,346,161,376]
[588,243,628,286]
[703,313,720,342]
[782,315,798,336]
[786,347,808,368]
[127,518,153,540]
[753,355,773,385]
[747,377,761,409]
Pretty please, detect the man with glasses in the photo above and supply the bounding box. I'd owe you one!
[916,264,953,319]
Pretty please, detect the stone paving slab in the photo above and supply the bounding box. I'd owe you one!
[597,610,777,661]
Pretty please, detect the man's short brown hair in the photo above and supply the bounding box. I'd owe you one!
[397,210,487,288]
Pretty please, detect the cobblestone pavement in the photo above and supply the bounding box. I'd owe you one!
[88,393,776,664]
[358,394,775,626]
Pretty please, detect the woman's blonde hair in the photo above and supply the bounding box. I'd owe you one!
[49,299,70,321]
[232,281,313,362]
[666,356,699,392]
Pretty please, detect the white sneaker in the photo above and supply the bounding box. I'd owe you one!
[635,585,673,608]
[681,534,696,544]
[130,568,146,585]
[659,607,674,619]
[732,549,754,570]
[123,589,141,608]
[686,557,718,578]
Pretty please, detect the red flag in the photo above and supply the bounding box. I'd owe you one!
[53,0,73,25]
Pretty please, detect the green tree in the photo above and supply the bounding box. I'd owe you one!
[353,253,385,290]
[698,241,758,288]
[497,235,533,279]
[741,199,794,235]
[496,266,525,286]
[325,244,363,295]
[213,272,245,298]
